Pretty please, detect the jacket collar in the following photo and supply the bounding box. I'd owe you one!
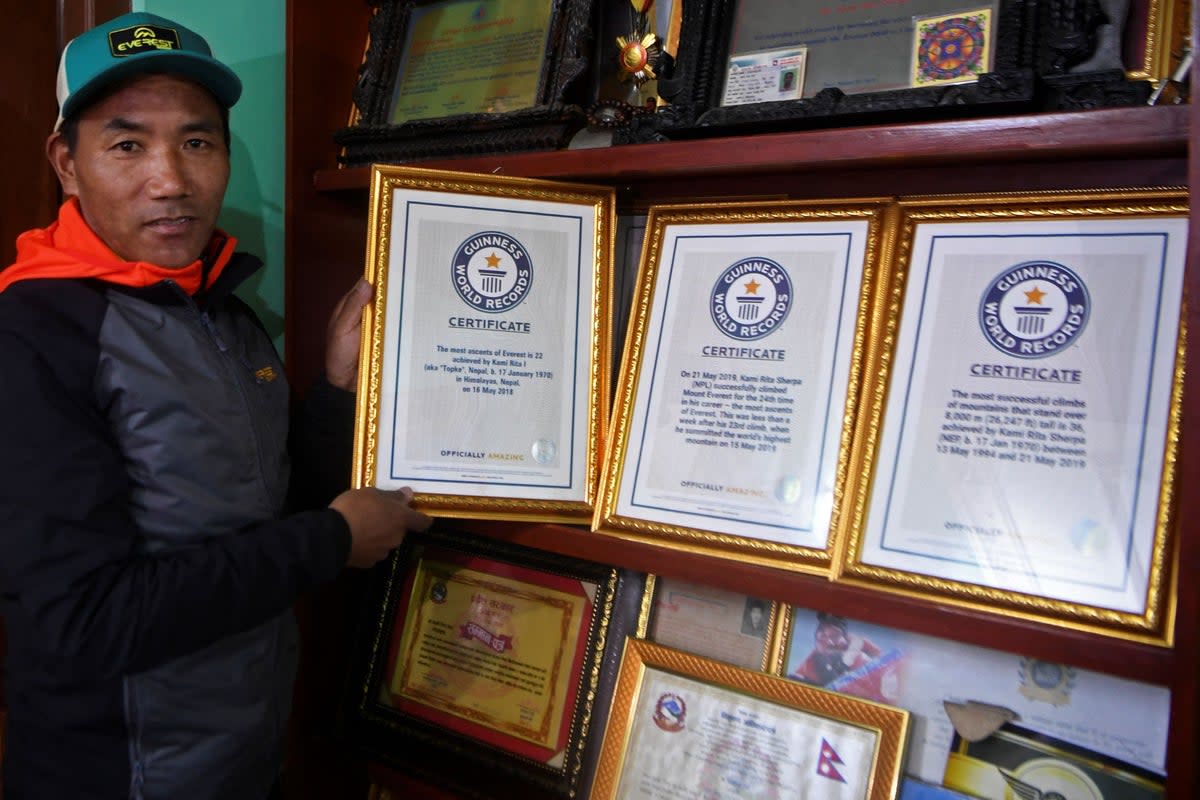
[0,197,238,296]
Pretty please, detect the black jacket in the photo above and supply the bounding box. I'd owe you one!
[0,254,352,799]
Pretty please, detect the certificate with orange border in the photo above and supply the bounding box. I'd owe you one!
[383,551,589,753]
[381,547,592,760]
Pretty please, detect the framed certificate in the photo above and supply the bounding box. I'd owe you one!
[594,199,889,573]
[838,189,1188,644]
[640,575,779,671]
[590,639,910,800]
[621,0,1035,143]
[339,527,645,799]
[353,165,613,522]
[336,0,596,164]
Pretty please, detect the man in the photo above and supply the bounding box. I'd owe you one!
[790,612,882,687]
[0,11,429,799]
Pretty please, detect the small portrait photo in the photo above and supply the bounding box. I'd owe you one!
[778,67,798,93]
[740,597,770,637]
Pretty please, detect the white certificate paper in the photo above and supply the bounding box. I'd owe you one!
[374,188,595,501]
[860,215,1187,613]
[613,220,868,547]
[617,667,878,799]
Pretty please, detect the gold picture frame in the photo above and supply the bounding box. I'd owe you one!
[353,165,614,523]
[836,188,1188,645]
[593,199,892,573]
[591,638,910,799]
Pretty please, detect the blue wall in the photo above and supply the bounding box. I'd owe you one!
[134,1,287,349]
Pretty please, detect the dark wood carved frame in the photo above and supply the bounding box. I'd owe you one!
[336,0,598,165]
[337,525,645,800]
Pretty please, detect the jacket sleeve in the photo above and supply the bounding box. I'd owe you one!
[0,333,352,683]
[287,373,357,511]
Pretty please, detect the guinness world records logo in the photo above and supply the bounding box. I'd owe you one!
[978,261,1090,358]
[451,231,533,313]
[710,257,793,341]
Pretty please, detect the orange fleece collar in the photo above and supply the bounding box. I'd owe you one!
[0,198,236,296]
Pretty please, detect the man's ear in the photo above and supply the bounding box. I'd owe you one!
[46,132,79,196]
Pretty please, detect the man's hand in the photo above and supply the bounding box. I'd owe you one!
[329,486,433,567]
[325,278,373,391]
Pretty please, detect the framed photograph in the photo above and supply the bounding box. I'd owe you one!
[776,606,1170,784]
[339,527,645,799]
[626,0,1035,141]
[593,199,889,573]
[590,638,910,799]
[837,188,1188,644]
[335,0,596,165]
[353,165,614,523]
[640,575,779,671]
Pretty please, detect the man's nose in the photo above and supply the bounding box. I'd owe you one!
[146,149,190,197]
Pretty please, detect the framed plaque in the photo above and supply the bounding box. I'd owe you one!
[339,527,644,799]
[640,575,778,671]
[593,199,889,573]
[590,639,910,800]
[353,165,614,522]
[623,0,1035,142]
[336,0,596,164]
[838,189,1188,644]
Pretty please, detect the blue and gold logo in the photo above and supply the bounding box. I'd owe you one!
[710,257,793,341]
[451,231,533,314]
[979,261,1090,359]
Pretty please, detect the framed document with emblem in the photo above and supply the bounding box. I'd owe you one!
[590,638,910,800]
[837,188,1188,644]
[593,199,888,573]
[339,527,645,799]
[353,165,613,523]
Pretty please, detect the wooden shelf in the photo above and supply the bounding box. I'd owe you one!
[448,519,1178,688]
[315,104,1188,191]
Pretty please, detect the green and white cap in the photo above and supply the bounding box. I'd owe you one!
[54,11,242,131]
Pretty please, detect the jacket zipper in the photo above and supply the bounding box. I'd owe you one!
[163,279,276,510]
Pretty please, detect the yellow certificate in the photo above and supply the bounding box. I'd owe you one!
[389,0,554,123]
[388,558,588,748]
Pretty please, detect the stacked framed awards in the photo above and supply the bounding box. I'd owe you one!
[348,166,1186,796]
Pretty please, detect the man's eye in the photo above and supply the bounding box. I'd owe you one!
[115,141,138,152]
[185,138,210,149]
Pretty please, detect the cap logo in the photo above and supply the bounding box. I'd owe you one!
[107,24,181,57]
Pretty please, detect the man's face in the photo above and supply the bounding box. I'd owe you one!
[814,622,849,654]
[47,73,229,268]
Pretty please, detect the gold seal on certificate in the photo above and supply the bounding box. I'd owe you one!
[595,200,889,574]
[352,166,614,523]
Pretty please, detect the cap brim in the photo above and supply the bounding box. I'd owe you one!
[58,50,242,127]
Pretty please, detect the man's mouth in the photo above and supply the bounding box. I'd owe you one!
[146,216,197,233]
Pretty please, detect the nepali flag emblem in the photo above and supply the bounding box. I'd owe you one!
[816,738,847,783]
